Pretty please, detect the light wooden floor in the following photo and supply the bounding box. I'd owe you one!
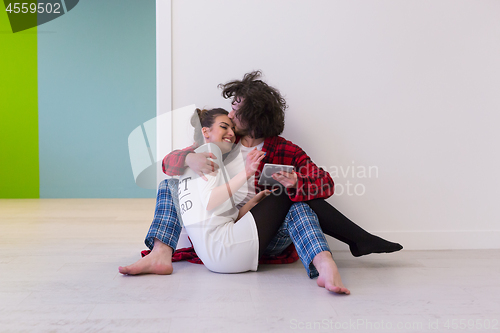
[1,199,499,333]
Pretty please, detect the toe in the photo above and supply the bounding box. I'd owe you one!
[118,266,129,274]
[342,288,351,295]
[327,285,341,293]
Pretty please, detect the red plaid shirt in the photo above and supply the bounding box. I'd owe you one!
[162,136,334,201]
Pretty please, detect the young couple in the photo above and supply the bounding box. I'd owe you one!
[119,71,403,295]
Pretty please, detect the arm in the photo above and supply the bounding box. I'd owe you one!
[206,148,265,211]
[162,145,196,176]
[286,146,334,201]
[235,189,271,222]
[261,137,334,202]
[162,145,219,180]
[206,170,248,211]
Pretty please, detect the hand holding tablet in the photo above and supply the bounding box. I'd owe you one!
[258,163,297,187]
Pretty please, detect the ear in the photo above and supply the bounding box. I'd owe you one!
[202,127,210,139]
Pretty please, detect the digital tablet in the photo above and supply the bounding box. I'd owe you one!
[258,163,295,186]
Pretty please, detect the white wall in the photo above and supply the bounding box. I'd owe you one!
[170,0,500,250]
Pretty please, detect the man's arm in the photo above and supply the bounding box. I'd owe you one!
[162,145,196,176]
[162,145,219,180]
[261,136,334,202]
[286,146,334,201]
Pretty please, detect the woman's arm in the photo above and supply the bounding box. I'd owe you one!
[206,169,248,211]
[206,148,265,211]
[235,190,272,222]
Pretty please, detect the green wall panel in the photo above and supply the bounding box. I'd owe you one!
[0,7,39,198]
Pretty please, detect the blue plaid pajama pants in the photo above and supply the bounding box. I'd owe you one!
[145,179,331,278]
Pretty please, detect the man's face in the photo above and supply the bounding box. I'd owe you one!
[229,96,247,135]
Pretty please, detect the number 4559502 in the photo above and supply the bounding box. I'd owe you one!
[6,2,62,14]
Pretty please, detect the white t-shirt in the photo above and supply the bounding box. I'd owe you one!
[178,143,259,273]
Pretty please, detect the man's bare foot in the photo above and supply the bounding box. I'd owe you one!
[119,240,173,275]
[313,251,350,295]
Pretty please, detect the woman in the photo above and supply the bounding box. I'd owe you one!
[178,107,267,273]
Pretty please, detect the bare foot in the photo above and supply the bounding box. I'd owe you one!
[313,251,350,295]
[119,240,173,275]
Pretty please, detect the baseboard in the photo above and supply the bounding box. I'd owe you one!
[327,230,500,251]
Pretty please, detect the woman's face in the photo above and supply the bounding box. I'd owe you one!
[203,115,236,153]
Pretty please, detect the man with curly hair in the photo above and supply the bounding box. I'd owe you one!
[119,71,402,294]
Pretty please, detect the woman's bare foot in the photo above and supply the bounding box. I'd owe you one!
[313,251,350,295]
[119,240,173,275]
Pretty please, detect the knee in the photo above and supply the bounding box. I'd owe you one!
[166,178,179,187]
[290,202,318,221]
[158,179,169,189]
[290,202,309,213]
[157,179,178,198]
[159,178,179,194]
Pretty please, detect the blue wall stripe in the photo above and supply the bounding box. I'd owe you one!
[38,0,156,198]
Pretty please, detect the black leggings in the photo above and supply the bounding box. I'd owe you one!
[249,191,294,257]
[305,199,369,247]
[249,192,372,257]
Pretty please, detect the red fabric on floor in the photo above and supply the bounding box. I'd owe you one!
[141,243,299,265]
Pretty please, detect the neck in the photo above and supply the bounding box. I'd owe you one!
[240,135,265,148]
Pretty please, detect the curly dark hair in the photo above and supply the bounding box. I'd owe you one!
[190,108,229,146]
[218,71,287,139]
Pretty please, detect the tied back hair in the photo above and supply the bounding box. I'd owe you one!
[190,108,229,146]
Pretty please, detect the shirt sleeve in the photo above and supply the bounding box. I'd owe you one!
[285,144,335,202]
[162,145,196,176]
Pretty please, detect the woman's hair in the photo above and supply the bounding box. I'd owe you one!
[191,108,229,146]
[218,70,287,138]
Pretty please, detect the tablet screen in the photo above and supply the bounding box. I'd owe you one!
[258,163,295,186]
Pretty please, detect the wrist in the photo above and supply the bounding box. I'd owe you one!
[245,169,255,179]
